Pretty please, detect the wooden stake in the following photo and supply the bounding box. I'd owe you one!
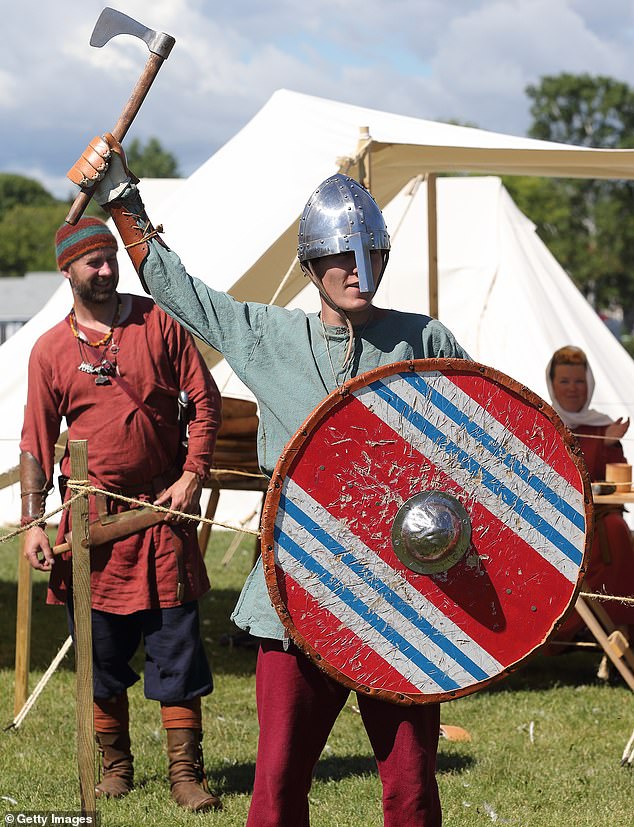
[14,534,33,716]
[198,487,220,557]
[69,440,95,814]
[575,594,634,691]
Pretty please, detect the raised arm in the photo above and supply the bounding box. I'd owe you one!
[66,133,264,368]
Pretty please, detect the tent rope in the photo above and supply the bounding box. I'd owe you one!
[269,255,302,306]
[5,635,73,730]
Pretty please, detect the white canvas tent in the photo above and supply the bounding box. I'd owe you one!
[2,89,634,527]
[115,89,634,350]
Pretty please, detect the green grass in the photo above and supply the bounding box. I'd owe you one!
[0,531,632,826]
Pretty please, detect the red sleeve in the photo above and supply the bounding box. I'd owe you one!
[165,316,221,479]
[20,337,63,491]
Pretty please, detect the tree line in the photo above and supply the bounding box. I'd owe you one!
[0,138,180,276]
[503,73,634,336]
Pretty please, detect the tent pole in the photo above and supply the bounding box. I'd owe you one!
[356,126,372,191]
[426,173,439,318]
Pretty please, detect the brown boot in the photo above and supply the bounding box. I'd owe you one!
[95,730,134,798]
[166,728,222,811]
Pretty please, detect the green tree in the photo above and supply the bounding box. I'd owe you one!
[0,171,110,276]
[0,138,181,276]
[0,173,56,222]
[526,73,634,148]
[504,73,634,327]
[0,202,69,276]
[125,137,181,178]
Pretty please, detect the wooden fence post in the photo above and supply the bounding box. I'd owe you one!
[13,537,32,715]
[69,440,95,814]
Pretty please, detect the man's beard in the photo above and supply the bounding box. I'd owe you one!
[70,277,117,304]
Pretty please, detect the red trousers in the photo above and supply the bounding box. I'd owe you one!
[246,640,441,827]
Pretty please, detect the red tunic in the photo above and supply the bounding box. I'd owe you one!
[20,294,221,613]
[557,424,634,637]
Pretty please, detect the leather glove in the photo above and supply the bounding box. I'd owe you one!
[67,133,138,206]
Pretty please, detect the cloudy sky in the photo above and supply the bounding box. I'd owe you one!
[3,0,634,197]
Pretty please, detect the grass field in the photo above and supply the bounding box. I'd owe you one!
[0,530,632,826]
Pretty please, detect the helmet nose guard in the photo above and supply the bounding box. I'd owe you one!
[297,174,390,293]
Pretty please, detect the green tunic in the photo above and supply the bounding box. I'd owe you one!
[138,217,469,639]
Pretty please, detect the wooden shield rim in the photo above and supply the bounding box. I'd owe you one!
[260,358,594,705]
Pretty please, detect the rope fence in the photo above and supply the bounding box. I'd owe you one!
[4,465,634,759]
[0,476,262,547]
[2,477,634,609]
[4,465,263,734]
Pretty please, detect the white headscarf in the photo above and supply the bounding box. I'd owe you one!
[545,348,613,429]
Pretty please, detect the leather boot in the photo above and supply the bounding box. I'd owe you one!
[95,730,134,798]
[166,728,222,811]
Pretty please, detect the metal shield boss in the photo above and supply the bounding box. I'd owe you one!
[261,360,592,705]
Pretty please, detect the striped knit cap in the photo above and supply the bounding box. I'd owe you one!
[55,217,118,271]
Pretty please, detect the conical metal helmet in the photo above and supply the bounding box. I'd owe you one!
[297,174,390,293]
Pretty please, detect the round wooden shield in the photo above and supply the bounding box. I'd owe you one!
[260,359,592,705]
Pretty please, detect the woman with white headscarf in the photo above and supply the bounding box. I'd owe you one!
[546,345,634,644]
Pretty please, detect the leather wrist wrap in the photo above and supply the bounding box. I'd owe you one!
[20,451,49,525]
[107,186,167,294]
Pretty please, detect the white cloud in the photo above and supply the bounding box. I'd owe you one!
[3,0,634,197]
[0,70,17,108]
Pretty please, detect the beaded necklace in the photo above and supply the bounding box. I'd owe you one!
[71,298,121,384]
[69,299,120,347]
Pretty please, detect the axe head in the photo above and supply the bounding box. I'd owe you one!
[90,7,175,59]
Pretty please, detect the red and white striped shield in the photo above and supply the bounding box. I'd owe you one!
[260,359,592,705]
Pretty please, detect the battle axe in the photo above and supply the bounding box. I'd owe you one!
[65,7,175,225]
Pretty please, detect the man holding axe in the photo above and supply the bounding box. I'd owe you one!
[19,215,223,812]
[59,6,464,824]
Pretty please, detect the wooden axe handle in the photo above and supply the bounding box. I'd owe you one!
[66,51,166,225]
